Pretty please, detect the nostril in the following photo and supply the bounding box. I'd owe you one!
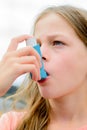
[46,72,49,76]
[42,56,46,60]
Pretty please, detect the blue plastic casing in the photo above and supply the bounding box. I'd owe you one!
[33,44,47,80]
[26,38,47,80]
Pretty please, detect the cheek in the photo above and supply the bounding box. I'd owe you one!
[51,54,73,74]
[39,50,87,98]
[52,52,86,82]
[45,54,86,98]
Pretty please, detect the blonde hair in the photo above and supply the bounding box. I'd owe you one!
[9,5,87,130]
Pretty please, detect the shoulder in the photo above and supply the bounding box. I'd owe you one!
[0,111,25,130]
[79,125,87,130]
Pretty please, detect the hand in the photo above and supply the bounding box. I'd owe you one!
[0,35,41,96]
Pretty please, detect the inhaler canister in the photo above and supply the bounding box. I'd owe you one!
[26,38,47,80]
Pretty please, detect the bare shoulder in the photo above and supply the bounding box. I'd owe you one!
[0,111,25,119]
[0,111,25,130]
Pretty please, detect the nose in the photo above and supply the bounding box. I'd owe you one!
[40,44,49,62]
[42,56,46,61]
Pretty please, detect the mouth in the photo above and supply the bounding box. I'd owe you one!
[38,71,49,83]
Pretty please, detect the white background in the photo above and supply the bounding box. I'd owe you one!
[0,0,87,86]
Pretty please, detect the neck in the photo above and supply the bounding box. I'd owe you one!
[49,84,87,123]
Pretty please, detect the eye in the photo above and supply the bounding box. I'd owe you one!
[52,41,64,46]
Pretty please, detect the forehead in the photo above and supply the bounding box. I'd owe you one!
[34,13,76,38]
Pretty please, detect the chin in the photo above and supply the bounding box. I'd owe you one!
[40,91,65,99]
[40,92,57,99]
[41,95,51,99]
[39,92,52,99]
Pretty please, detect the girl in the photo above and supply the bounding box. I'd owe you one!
[0,5,87,130]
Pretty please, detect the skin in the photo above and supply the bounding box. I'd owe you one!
[34,13,87,129]
[0,35,41,96]
[0,13,87,129]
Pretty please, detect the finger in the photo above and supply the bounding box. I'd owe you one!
[4,47,41,66]
[4,56,41,80]
[16,47,41,64]
[17,56,41,80]
[15,56,40,74]
[17,64,40,81]
[7,35,32,52]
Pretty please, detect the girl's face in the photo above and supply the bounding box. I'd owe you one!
[35,13,87,99]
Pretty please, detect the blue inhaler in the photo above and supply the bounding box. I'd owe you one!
[26,38,47,80]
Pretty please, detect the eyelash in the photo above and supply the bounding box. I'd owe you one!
[37,41,64,47]
[52,41,64,46]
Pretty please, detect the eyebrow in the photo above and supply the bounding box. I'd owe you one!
[36,32,68,39]
[35,32,72,45]
[46,33,64,39]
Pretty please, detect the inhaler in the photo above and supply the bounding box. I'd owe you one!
[26,38,47,80]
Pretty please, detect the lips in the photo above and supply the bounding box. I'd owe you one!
[38,70,49,82]
[38,78,46,83]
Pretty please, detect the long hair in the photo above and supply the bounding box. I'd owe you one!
[11,5,87,130]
